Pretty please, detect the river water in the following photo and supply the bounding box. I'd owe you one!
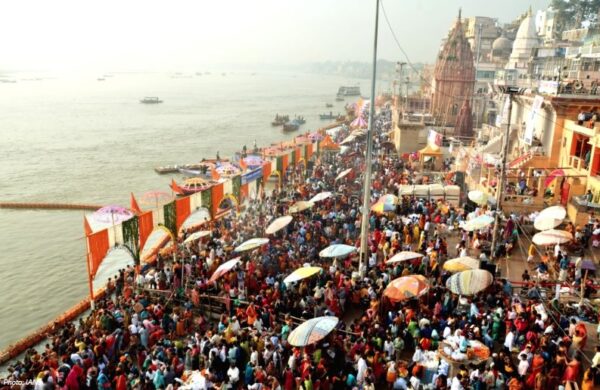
[0,71,368,350]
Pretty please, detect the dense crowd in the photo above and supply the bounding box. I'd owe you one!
[3,107,599,390]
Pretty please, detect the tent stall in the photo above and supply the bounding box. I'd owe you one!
[398,184,461,206]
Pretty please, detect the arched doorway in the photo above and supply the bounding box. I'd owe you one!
[93,246,135,293]
[216,194,239,218]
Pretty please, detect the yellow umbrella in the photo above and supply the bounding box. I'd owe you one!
[383,275,430,302]
[283,266,322,285]
[370,201,396,214]
[265,216,293,235]
[234,237,269,252]
[443,256,480,273]
[289,201,314,214]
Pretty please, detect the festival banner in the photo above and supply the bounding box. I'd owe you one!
[306,143,314,161]
[175,197,191,231]
[201,189,212,217]
[232,175,242,201]
[276,156,283,174]
[211,182,224,218]
[262,162,272,181]
[282,154,289,173]
[242,167,263,184]
[122,216,140,261]
[130,193,142,214]
[163,201,177,236]
[240,182,249,200]
[88,229,109,279]
[138,211,154,252]
[295,147,301,165]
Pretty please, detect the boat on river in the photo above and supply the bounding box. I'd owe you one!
[140,97,163,104]
[271,114,289,126]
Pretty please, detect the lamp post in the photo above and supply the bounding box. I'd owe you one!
[359,0,380,276]
[490,86,525,261]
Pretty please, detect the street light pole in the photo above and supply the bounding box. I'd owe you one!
[359,0,380,276]
[490,86,524,261]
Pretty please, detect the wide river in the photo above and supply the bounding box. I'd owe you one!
[0,70,372,350]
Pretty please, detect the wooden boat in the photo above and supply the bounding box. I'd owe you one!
[319,112,339,120]
[293,115,305,125]
[283,121,300,132]
[326,103,333,108]
[180,178,213,195]
[140,97,163,104]
[271,114,289,126]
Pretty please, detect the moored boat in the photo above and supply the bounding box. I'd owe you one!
[180,177,213,195]
[326,103,333,108]
[271,114,289,126]
[282,121,300,132]
[140,97,163,104]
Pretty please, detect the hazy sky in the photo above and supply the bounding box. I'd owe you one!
[2,0,550,72]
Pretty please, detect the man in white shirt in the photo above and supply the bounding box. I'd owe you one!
[450,374,464,390]
[227,362,240,385]
[517,353,529,377]
[504,329,515,351]
[356,354,367,385]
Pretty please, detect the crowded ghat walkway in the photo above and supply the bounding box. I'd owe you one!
[3,106,600,390]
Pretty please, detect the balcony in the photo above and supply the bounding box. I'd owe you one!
[568,155,588,172]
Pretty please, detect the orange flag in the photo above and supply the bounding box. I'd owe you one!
[240,159,248,172]
[211,167,221,181]
[130,192,142,214]
[170,179,184,195]
[84,216,92,236]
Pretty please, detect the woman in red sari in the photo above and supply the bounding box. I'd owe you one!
[563,353,583,383]
[525,352,545,388]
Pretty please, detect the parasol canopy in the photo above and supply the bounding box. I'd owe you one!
[335,168,352,181]
[93,205,134,224]
[446,269,493,295]
[289,201,314,214]
[532,229,573,246]
[533,215,563,231]
[386,251,424,264]
[234,237,269,252]
[140,190,173,207]
[183,230,211,244]
[310,192,333,203]
[378,194,399,205]
[351,115,367,128]
[283,266,322,285]
[538,205,567,221]
[462,215,494,231]
[319,244,357,258]
[287,316,339,347]
[371,201,396,214]
[384,275,430,302]
[468,190,488,205]
[209,258,241,283]
[216,163,242,177]
[443,257,480,273]
[265,215,293,235]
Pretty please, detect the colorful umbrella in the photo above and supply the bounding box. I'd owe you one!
[385,251,424,264]
[533,215,563,231]
[462,215,494,231]
[140,190,173,208]
[265,216,293,235]
[351,116,367,128]
[468,190,488,205]
[216,163,242,177]
[319,244,357,258]
[544,169,565,188]
[183,230,211,244]
[371,201,396,214]
[283,266,322,285]
[289,201,314,214]
[443,257,480,273]
[234,237,269,252]
[379,194,399,205]
[384,275,430,302]
[209,258,241,283]
[446,269,494,295]
[310,192,333,203]
[335,168,352,181]
[532,229,573,246]
[243,155,264,167]
[288,316,339,347]
[92,205,134,224]
[538,205,567,221]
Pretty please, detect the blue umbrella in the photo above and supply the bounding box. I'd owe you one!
[319,244,357,258]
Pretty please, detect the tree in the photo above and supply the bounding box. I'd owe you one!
[551,0,600,35]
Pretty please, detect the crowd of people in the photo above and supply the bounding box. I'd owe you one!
[3,107,599,390]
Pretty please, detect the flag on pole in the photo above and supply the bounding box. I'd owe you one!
[84,216,92,236]
[211,167,221,181]
[130,193,142,214]
[240,159,248,171]
[170,179,184,195]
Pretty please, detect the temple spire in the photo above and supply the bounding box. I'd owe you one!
[458,8,462,21]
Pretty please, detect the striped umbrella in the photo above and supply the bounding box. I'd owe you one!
[288,316,339,347]
[265,216,293,235]
[209,258,241,283]
[234,237,269,252]
[443,256,480,273]
[446,269,493,295]
[385,251,424,264]
[384,275,430,302]
[283,266,322,285]
[319,244,357,258]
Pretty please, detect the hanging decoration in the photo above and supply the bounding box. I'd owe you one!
[122,216,140,262]
[163,201,177,235]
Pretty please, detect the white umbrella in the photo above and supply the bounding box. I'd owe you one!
[265,216,293,235]
[533,215,563,231]
[319,244,357,258]
[335,168,352,181]
[532,229,573,246]
[209,258,241,283]
[538,205,567,221]
[310,192,333,203]
[234,237,269,252]
[386,251,424,264]
[340,135,356,145]
[468,190,488,205]
[463,215,494,231]
[289,201,314,214]
[183,230,211,244]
